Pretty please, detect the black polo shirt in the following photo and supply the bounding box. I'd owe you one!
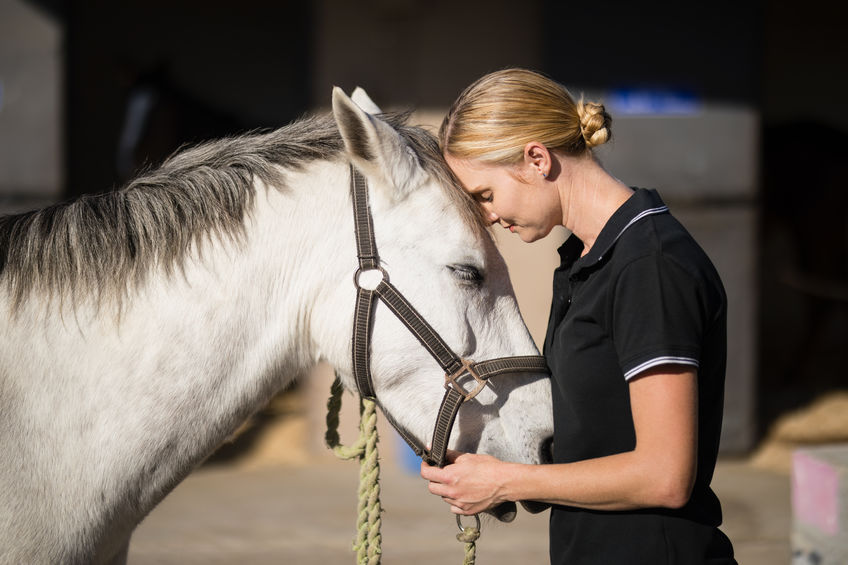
[544,189,735,564]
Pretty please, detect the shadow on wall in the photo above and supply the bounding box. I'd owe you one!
[113,64,244,184]
[758,121,848,431]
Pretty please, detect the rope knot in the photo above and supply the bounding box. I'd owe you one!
[455,514,481,565]
[456,526,481,544]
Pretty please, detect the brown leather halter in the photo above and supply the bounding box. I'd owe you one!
[347,165,549,468]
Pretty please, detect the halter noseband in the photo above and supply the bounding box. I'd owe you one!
[347,165,549,468]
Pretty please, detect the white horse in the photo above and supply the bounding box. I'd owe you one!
[0,88,552,564]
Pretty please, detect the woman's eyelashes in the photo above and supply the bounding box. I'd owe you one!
[474,190,492,203]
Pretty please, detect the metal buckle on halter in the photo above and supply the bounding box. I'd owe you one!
[444,359,487,402]
[353,265,388,290]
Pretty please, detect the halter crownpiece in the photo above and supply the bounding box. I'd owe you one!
[347,164,549,468]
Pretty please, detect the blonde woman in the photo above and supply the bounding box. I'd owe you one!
[421,69,736,564]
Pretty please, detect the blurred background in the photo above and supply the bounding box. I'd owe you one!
[1,0,846,562]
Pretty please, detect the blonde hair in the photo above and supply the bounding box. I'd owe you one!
[439,68,612,165]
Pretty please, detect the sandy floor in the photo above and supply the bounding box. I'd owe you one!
[126,384,848,564]
[128,455,791,565]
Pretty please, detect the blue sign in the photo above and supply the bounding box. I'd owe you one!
[607,88,701,115]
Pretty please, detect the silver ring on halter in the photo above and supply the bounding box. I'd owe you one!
[456,513,481,533]
[353,266,389,291]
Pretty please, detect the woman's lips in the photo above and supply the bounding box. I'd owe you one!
[499,220,516,232]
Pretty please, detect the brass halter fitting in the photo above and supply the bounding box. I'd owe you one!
[444,359,488,402]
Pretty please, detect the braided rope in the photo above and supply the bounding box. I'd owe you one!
[326,376,382,565]
[456,518,480,565]
[326,375,479,565]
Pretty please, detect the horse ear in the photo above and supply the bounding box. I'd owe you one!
[351,87,382,115]
[332,87,424,199]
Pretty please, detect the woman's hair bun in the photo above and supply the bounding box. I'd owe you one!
[577,100,612,149]
[440,69,614,161]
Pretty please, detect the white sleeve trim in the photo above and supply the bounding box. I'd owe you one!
[623,356,699,381]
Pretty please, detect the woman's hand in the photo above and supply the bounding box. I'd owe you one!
[420,366,699,513]
[420,366,698,513]
[419,450,513,515]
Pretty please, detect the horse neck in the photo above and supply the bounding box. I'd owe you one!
[243,160,358,376]
[0,161,361,552]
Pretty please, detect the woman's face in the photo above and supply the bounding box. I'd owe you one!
[445,155,562,243]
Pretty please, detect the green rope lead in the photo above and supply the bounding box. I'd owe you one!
[326,375,383,565]
[326,375,479,565]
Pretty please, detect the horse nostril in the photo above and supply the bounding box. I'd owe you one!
[540,436,554,464]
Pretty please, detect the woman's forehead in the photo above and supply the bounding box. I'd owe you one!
[444,155,501,191]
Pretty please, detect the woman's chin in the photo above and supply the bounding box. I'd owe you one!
[516,228,540,243]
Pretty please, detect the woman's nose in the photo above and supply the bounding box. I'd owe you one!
[483,206,499,223]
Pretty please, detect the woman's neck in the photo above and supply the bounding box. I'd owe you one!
[557,156,633,257]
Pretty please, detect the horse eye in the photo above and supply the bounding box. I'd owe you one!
[447,264,484,285]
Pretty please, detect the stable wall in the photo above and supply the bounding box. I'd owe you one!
[0,0,63,214]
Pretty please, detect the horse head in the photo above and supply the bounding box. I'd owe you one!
[325,88,554,469]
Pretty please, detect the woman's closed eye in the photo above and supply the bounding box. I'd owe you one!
[473,190,493,203]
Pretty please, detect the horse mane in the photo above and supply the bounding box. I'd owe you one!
[0,111,486,308]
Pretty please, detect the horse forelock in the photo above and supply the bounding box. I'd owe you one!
[0,111,487,310]
[391,119,490,237]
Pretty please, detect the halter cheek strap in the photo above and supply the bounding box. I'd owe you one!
[347,165,549,468]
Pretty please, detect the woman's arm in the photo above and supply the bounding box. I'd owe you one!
[420,365,698,515]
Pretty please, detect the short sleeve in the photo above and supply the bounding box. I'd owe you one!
[611,253,705,380]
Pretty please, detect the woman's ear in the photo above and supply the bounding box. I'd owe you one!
[523,142,551,179]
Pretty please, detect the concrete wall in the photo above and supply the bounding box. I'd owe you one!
[0,0,63,213]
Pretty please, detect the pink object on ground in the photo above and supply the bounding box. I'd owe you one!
[792,450,840,535]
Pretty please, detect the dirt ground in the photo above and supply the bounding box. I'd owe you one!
[130,448,792,565]
[124,384,848,564]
